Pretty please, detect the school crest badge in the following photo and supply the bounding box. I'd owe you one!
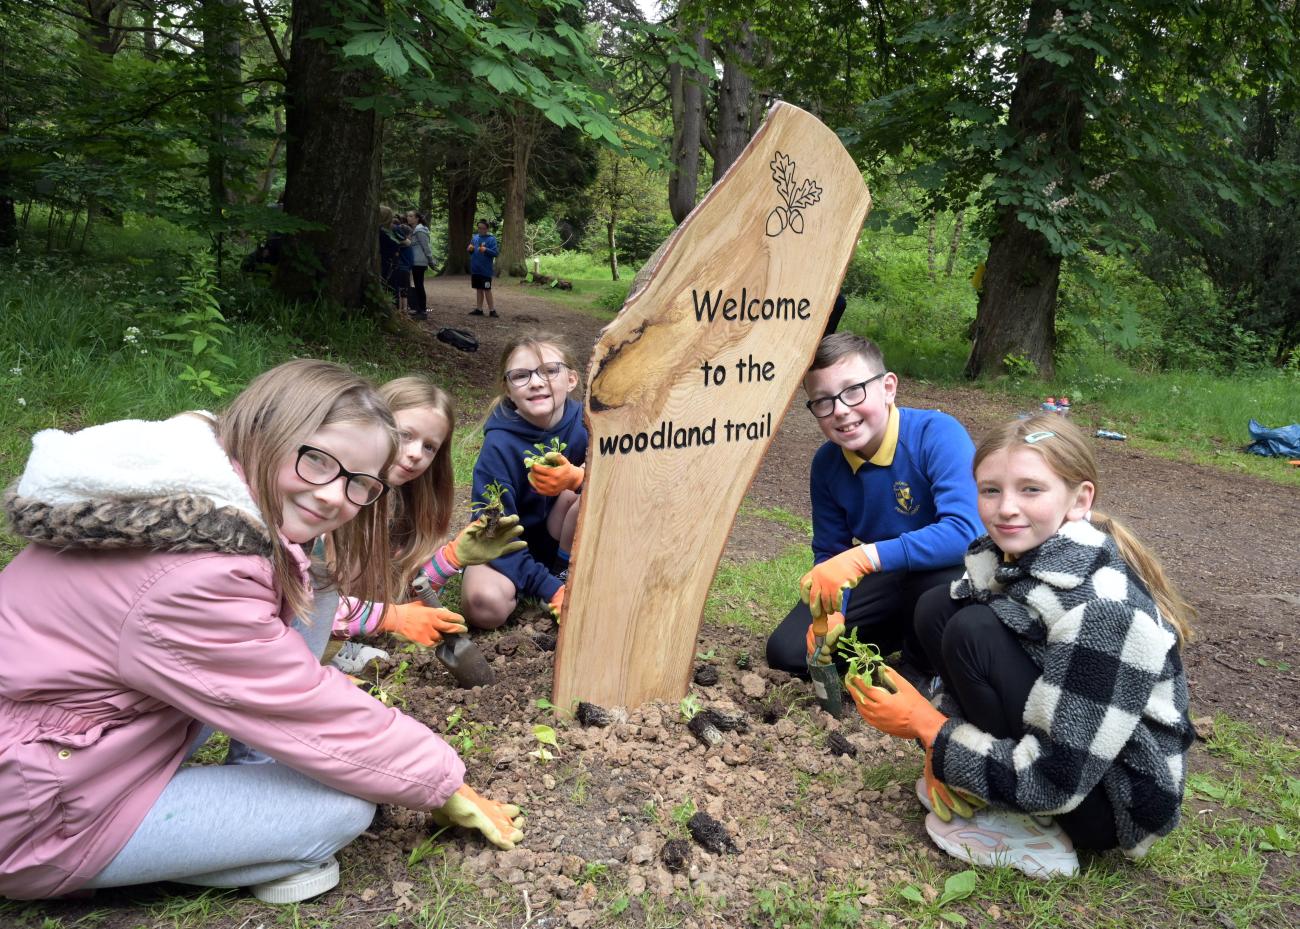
[894,481,919,516]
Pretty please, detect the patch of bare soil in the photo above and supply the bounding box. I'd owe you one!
[30,277,1298,928]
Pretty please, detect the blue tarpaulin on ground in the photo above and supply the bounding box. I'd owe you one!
[1245,419,1300,457]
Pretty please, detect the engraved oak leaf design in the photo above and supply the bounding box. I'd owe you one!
[766,151,823,237]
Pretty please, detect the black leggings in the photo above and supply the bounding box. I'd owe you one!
[410,266,427,315]
[914,585,1118,850]
[766,566,964,678]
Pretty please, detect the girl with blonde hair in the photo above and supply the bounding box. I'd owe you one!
[849,414,1194,878]
[0,360,521,905]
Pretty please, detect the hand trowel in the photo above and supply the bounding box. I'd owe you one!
[807,603,844,718]
[410,575,495,688]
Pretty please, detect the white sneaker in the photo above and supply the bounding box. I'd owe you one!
[250,857,340,904]
[330,641,389,675]
[925,808,1079,879]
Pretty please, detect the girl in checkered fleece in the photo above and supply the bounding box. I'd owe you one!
[849,414,1194,878]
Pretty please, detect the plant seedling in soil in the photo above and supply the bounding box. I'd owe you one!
[360,667,405,707]
[522,437,568,469]
[836,628,896,692]
[679,693,703,721]
[897,869,979,925]
[471,481,508,533]
[529,724,559,762]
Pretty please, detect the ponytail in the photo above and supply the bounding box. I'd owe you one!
[1091,510,1194,642]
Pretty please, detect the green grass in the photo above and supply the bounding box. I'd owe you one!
[705,543,810,634]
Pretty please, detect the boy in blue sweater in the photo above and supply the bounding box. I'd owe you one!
[765,333,981,687]
[467,219,500,318]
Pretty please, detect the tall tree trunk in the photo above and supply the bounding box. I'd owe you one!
[276,0,384,309]
[964,0,1084,380]
[926,210,937,282]
[712,24,756,182]
[945,209,964,277]
[417,141,436,220]
[444,143,478,275]
[607,217,619,281]
[0,52,13,247]
[500,106,538,278]
[668,26,708,224]
[202,0,243,275]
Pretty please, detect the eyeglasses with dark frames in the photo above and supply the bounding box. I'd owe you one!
[294,445,388,507]
[504,362,570,389]
[805,373,886,418]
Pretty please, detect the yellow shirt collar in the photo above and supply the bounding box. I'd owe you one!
[841,404,899,473]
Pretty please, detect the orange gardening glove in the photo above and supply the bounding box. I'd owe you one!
[378,602,468,646]
[443,514,527,569]
[924,744,986,822]
[846,666,946,744]
[548,584,565,621]
[804,611,845,666]
[527,455,584,496]
[430,785,524,850]
[799,545,877,619]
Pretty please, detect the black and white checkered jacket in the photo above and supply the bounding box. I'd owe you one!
[931,518,1194,857]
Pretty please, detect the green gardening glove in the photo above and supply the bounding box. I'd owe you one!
[443,515,527,569]
[431,785,524,850]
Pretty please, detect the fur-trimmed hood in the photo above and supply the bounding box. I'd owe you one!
[4,415,271,557]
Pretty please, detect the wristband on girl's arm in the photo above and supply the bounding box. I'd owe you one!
[421,544,462,588]
[334,596,384,639]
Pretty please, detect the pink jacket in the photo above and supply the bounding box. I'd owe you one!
[0,418,465,899]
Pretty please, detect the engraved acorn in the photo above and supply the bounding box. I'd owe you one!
[764,152,822,238]
[766,206,788,237]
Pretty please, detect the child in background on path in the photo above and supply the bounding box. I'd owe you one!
[406,210,434,320]
[467,219,499,318]
[330,377,527,670]
[394,216,414,315]
[0,361,522,904]
[766,332,982,690]
[849,414,1194,878]
[461,334,587,628]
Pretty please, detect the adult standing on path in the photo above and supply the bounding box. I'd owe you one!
[467,219,500,318]
[407,210,433,320]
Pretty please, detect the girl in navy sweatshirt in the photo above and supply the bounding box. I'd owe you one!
[461,334,587,628]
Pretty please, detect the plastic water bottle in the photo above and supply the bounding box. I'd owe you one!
[1095,429,1127,441]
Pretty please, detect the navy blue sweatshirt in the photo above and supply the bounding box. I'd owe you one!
[472,398,588,600]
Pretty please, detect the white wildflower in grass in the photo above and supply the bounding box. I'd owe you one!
[9,366,21,376]
[123,325,141,346]
[17,397,26,407]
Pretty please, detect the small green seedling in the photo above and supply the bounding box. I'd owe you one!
[679,693,702,721]
[523,437,568,469]
[529,724,559,762]
[472,481,508,533]
[837,628,896,692]
[897,869,979,925]
[361,667,405,708]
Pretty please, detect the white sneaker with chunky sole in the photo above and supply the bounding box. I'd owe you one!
[925,808,1080,879]
[250,857,340,904]
[330,641,389,675]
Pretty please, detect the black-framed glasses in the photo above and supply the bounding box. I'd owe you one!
[504,362,570,388]
[805,373,886,418]
[295,445,388,507]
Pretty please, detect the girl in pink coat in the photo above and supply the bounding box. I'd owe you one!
[0,360,522,904]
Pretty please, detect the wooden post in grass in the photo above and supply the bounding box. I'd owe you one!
[552,102,872,708]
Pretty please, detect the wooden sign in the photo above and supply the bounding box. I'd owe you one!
[553,102,872,708]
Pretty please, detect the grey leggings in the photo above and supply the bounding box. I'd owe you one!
[86,569,376,890]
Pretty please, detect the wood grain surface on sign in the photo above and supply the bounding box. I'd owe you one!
[553,101,872,708]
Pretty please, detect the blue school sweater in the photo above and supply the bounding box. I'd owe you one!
[809,406,981,575]
[472,398,588,601]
